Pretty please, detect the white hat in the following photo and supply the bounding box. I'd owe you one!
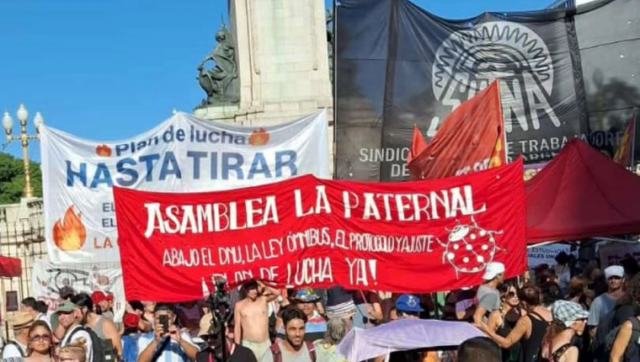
[483,262,506,281]
[605,265,625,279]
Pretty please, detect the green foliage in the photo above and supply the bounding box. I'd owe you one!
[0,152,43,204]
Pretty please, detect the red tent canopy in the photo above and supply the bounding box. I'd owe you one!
[0,256,22,278]
[526,139,640,244]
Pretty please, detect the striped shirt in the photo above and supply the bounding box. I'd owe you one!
[137,332,197,362]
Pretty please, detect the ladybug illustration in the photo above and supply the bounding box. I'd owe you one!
[438,216,504,277]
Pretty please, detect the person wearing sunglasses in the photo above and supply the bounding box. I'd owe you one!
[27,321,54,362]
[486,283,522,362]
[588,265,626,339]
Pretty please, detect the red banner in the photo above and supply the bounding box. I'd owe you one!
[114,160,527,302]
[409,81,506,180]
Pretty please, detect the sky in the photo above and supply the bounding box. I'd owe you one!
[0,0,554,162]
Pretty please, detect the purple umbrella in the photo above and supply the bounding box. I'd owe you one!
[337,319,484,362]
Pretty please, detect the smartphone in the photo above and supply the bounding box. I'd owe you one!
[159,315,169,334]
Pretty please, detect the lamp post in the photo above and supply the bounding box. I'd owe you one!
[2,104,44,199]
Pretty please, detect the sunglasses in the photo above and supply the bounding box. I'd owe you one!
[30,334,51,342]
[506,291,518,298]
[608,276,623,281]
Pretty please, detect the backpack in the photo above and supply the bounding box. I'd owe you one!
[68,325,112,362]
[7,340,27,357]
[605,317,640,362]
[270,341,316,362]
[593,305,621,359]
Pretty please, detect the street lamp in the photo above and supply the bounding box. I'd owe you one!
[2,104,44,199]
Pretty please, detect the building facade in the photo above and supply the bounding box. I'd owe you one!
[0,198,47,336]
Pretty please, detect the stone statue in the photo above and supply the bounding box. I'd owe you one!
[197,23,240,106]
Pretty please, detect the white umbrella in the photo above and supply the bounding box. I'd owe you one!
[337,319,484,362]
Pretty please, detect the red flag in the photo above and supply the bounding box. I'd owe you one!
[613,109,637,167]
[409,81,506,180]
[408,125,428,164]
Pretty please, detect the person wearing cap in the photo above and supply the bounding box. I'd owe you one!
[540,300,588,362]
[277,289,327,343]
[588,265,626,338]
[1,312,34,358]
[395,294,424,319]
[120,313,143,362]
[473,262,506,326]
[91,291,110,318]
[234,280,280,360]
[56,299,94,362]
[196,314,257,362]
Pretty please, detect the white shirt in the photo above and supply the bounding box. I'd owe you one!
[138,332,196,362]
[61,325,94,362]
[2,340,27,358]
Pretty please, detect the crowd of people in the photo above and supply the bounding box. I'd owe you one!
[2,253,640,362]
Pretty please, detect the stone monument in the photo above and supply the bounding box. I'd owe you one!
[194,0,333,127]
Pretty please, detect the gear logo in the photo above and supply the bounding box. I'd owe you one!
[432,21,560,132]
[438,216,504,278]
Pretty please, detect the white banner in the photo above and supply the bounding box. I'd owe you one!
[41,111,329,263]
[600,243,640,268]
[527,244,574,269]
[32,260,125,322]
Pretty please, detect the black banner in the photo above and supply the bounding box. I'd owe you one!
[336,0,640,181]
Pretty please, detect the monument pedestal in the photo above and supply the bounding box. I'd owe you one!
[193,105,240,123]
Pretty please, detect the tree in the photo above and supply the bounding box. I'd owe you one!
[0,152,43,204]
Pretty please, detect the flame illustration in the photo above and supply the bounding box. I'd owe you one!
[53,206,87,251]
[249,128,270,146]
[96,144,112,157]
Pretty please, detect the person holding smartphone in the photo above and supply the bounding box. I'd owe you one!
[137,303,199,362]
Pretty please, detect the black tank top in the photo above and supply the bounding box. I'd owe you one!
[521,311,550,362]
[497,310,522,362]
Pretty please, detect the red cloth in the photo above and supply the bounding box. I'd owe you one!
[0,256,22,278]
[526,139,640,244]
[409,81,505,180]
[113,160,527,302]
[407,125,428,164]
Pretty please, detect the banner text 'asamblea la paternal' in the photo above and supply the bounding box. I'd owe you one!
[114,160,527,302]
[40,111,329,264]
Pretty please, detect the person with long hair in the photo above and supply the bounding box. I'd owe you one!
[479,284,553,362]
[540,301,588,362]
[314,317,348,362]
[25,321,54,362]
[486,283,522,362]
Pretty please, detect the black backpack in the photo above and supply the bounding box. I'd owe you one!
[68,326,112,362]
[593,305,621,360]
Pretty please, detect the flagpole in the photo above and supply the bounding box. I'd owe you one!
[632,108,637,167]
